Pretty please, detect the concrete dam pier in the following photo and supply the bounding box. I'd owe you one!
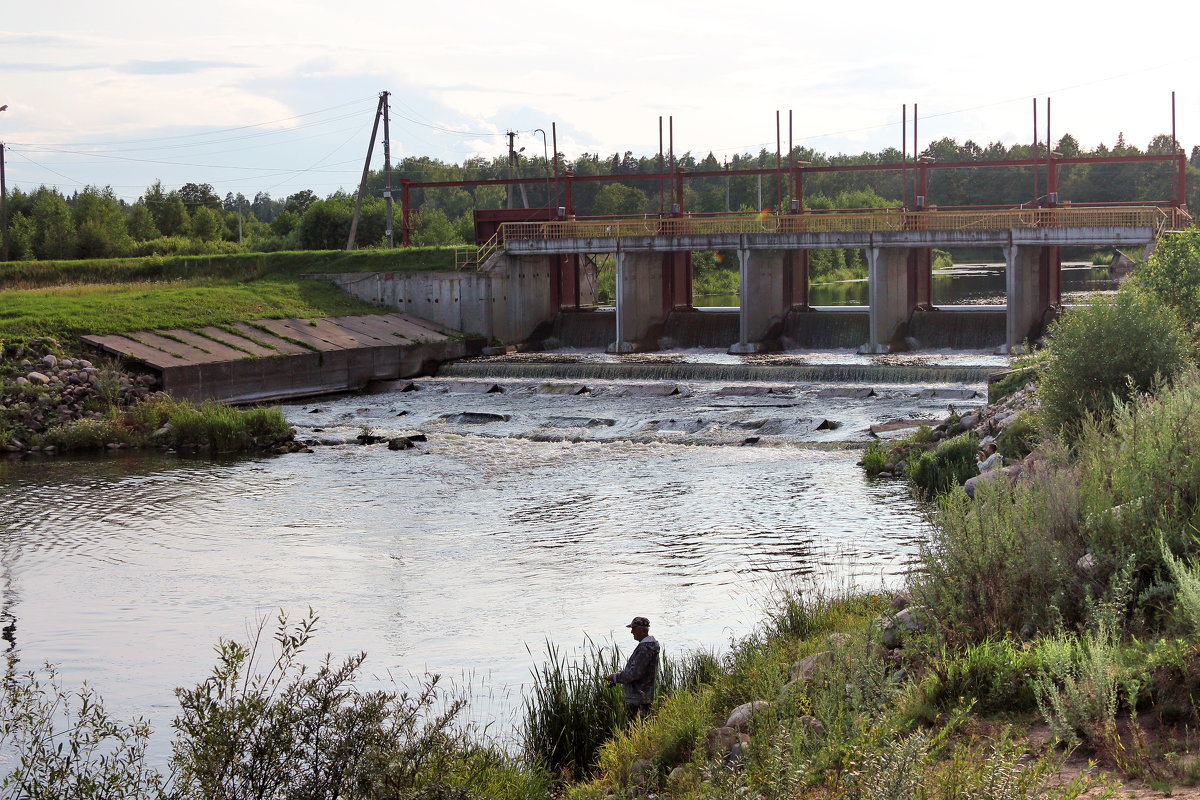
[321,207,1162,355]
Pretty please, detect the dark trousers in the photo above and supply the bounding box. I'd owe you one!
[626,703,651,721]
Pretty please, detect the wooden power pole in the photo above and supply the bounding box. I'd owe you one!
[346,94,386,251]
[381,91,394,249]
[0,143,8,262]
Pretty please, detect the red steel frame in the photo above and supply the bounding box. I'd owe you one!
[397,153,1188,246]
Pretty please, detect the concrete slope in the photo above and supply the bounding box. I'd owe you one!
[82,313,481,404]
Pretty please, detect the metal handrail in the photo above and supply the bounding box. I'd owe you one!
[452,231,503,270]
[498,206,1169,242]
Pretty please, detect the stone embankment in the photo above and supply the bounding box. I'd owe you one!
[868,377,1039,483]
[1,339,163,453]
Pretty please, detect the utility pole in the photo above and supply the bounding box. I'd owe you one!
[346,94,385,251]
[0,143,8,262]
[381,91,394,248]
[506,130,517,209]
[0,104,7,262]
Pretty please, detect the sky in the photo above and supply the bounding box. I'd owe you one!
[1,1,1198,205]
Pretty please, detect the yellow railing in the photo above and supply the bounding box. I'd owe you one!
[452,231,503,270]
[498,207,1171,243]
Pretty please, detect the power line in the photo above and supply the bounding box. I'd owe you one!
[10,97,379,148]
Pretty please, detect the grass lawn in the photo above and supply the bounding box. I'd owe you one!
[0,278,386,340]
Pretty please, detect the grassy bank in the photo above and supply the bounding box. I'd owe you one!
[0,248,465,341]
[0,247,460,290]
[0,248,462,452]
[0,279,383,340]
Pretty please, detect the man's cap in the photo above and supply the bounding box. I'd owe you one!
[626,616,650,628]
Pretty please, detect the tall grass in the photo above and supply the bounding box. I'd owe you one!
[906,433,980,496]
[41,397,292,453]
[523,640,627,780]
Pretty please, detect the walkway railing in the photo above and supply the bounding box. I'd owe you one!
[498,206,1173,243]
[453,231,503,270]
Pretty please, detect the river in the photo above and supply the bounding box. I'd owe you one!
[698,261,1118,307]
[0,262,1118,765]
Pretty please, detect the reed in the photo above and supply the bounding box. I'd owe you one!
[522,640,626,781]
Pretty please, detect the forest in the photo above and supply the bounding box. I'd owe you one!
[2,133,1196,263]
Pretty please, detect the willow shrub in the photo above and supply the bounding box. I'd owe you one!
[1075,368,1200,611]
[1038,287,1189,440]
[1132,227,1200,335]
[912,452,1086,643]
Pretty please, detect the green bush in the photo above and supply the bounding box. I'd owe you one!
[996,413,1038,460]
[1132,228,1200,336]
[912,455,1086,643]
[1032,618,1136,749]
[2,611,539,800]
[1039,287,1189,440]
[39,416,130,451]
[0,663,166,799]
[906,434,979,496]
[1075,368,1200,609]
[910,639,1040,718]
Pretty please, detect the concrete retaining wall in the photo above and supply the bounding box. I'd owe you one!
[160,339,477,404]
[314,254,587,345]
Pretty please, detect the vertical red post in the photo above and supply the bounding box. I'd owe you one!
[788,110,795,202]
[794,250,810,308]
[401,179,411,247]
[901,104,908,210]
[1047,153,1058,207]
[775,109,783,209]
[1177,154,1188,214]
[1032,98,1039,206]
[551,122,559,210]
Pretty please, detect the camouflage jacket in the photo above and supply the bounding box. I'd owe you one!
[613,636,660,706]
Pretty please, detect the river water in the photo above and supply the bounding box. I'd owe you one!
[699,261,1118,307]
[0,263,1117,765]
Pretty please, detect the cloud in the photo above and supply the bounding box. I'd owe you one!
[0,61,104,72]
[116,60,251,75]
[0,31,77,47]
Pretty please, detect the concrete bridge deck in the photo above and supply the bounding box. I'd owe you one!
[494,207,1165,354]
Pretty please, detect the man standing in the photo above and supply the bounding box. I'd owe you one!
[607,616,660,720]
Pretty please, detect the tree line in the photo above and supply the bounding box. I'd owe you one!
[2,134,1197,262]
